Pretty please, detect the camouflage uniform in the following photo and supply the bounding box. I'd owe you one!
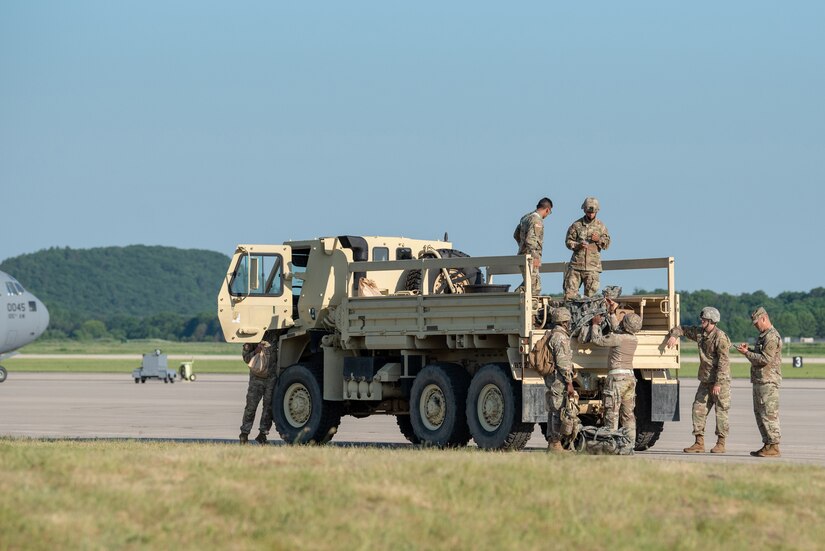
[240,340,279,437]
[563,217,610,299]
[514,210,544,295]
[744,326,782,445]
[590,322,637,445]
[544,325,574,443]
[669,325,731,438]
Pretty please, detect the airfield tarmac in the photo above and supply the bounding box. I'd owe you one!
[1,372,822,465]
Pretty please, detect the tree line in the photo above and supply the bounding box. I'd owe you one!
[42,287,825,343]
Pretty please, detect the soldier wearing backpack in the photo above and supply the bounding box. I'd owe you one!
[544,307,576,453]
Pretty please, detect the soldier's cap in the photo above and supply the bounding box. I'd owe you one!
[751,306,768,324]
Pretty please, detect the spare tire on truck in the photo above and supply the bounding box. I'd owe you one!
[404,249,482,294]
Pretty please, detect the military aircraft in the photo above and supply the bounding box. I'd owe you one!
[0,270,50,382]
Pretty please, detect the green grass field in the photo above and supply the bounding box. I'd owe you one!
[18,338,241,356]
[1,439,824,550]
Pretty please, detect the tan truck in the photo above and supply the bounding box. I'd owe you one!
[217,235,680,450]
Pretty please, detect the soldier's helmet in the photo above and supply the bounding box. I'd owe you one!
[582,197,600,213]
[621,313,643,334]
[551,307,572,324]
[699,307,721,324]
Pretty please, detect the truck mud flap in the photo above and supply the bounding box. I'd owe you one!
[521,383,548,423]
[651,379,680,422]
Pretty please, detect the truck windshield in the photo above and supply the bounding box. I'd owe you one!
[229,254,284,297]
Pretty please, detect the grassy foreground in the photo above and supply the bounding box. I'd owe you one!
[2,439,824,550]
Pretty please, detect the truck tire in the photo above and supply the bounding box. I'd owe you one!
[396,415,420,444]
[404,249,481,294]
[273,363,342,445]
[466,364,534,450]
[634,375,664,451]
[0,366,7,383]
[410,364,471,447]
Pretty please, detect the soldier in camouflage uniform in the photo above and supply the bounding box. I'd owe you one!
[239,333,281,444]
[589,305,642,451]
[514,197,553,296]
[563,197,611,300]
[666,307,731,453]
[736,306,782,457]
[545,307,576,453]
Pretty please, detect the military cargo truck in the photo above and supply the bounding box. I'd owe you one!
[217,235,680,450]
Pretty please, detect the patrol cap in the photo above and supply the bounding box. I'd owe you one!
[751,306,768,324]
[581,197,600,213]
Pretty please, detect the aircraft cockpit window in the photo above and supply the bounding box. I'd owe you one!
[5,282,21,296]
[14,283,25,294]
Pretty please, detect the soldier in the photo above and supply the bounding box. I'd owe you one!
[589,304,642,451]
[736,306,782,457]
[514,197,553,296]
[563,197,611,300]
[545,307,576,453]
[666,307,731,453]
[239,333,280,444]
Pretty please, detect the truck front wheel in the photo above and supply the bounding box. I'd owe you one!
[466,364,534,450]
[273,364,342,444]
[410,364,471,447]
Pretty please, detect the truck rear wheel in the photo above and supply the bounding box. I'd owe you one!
[466,364,534,450]
[634,375,664,451]
[410,364,471,447]
[273,364,342,444]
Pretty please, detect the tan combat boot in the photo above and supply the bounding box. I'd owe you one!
[749,443,768,457]
[710,437,726,454]
[239,432,249,445]
[547,441,566,453]
[683,435,705,453]
[757,443,781,457]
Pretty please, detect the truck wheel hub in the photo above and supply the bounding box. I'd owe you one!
[284,383,312,427]
[477,383,504,431]
[420,384,446,430]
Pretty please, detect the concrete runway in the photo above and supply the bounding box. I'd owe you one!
[1,372,823,465]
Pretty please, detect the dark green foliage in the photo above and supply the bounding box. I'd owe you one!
[1,246,230,341]
[668,288,825,342]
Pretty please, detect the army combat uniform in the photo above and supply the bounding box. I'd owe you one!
[669,324,731,441]
[563,217,610,299]
[590,321,637,446]
[514,210,545,295]
[744,325,783,447]
[240,339,280,441]
[544,325,574,444]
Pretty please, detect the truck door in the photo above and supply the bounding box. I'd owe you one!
[217,245,292,343]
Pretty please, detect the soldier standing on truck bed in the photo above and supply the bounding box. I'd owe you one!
[736,306,783,458]
[514,197,553,296]
[239,332,281,445]
[666,307,731,454]
[563,197,610,300]
[589,303,642,451]
[545,307,577,453]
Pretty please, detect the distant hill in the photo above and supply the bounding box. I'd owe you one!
[0,245,230,319]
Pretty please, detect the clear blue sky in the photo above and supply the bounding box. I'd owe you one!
[2,2,823,296]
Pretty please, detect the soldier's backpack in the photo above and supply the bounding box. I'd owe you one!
[527,331,556,376]
[574,425,634,455]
